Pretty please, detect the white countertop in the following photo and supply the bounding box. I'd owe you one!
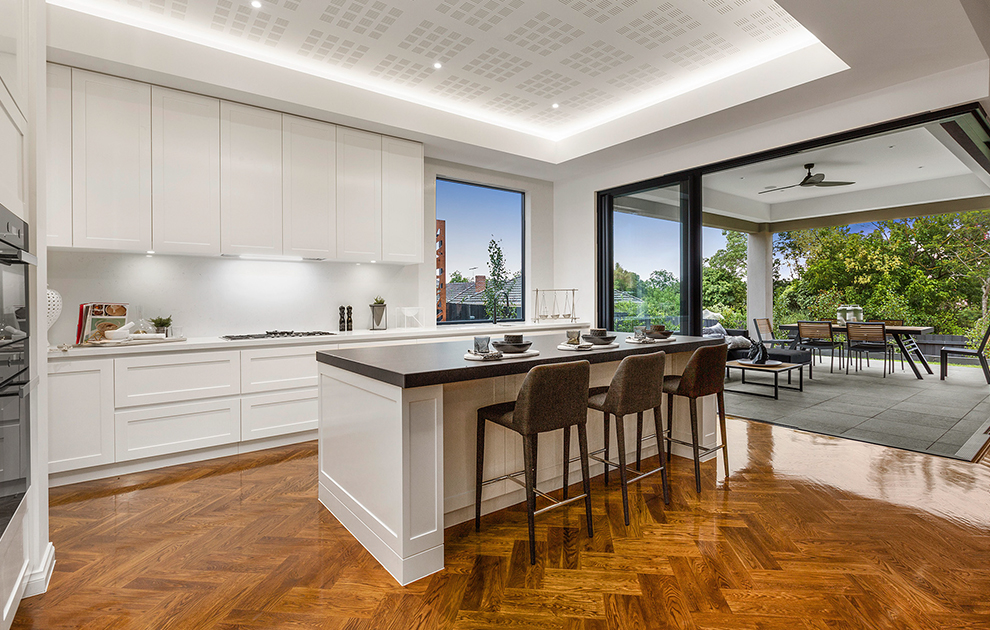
[48,320,591,360]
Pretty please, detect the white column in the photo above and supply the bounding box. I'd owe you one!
[747,231,774,337]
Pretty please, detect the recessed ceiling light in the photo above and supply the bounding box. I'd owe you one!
[146,250,155,254]
[251,1,261,7]
[552,103,559,109]
[433,62,442,69]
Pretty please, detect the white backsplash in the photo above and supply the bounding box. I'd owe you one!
[47,250,424,344]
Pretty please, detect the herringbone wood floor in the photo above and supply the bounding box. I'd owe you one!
[14,418,990,629]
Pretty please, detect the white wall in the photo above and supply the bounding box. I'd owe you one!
[46,251,421,343]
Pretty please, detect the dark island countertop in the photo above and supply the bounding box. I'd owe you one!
[316,332,724,388]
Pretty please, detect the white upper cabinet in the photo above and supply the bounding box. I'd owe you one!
[282,114,336,259]
[152,87,221,255]
[220,102,282,256]
[47,64,72,247]
[381,136,424,264]
[0,81,24,222]
[71,69,152,251]
[336,127,382,262]
[0,0,26,115]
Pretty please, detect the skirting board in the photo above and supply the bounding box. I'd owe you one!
[22,543,56,598]
[50,430,317,487]
[319,481,443,586]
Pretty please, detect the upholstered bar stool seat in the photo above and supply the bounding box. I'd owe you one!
[661,344,729,493]
[571,352,669,526]
[476,360,594,565]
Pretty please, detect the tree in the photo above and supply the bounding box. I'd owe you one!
[448,270,468,283]
[613,263,642,293]
[482,239,517,321]
[702,230,747,313]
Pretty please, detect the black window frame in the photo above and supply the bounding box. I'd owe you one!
[436,177,527,325]
[596,102,990,335]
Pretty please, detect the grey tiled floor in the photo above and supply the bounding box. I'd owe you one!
[724,357,990,460]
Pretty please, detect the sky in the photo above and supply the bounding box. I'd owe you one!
[613,210,728,280]
[436,179,524,283]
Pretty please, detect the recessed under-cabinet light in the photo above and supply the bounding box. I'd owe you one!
[251,1,261,7]
[433,62,442,69]
[552,103,559,109]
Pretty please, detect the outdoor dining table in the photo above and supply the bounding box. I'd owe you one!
[778,323,935,380]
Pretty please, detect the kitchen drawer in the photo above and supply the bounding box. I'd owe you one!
[240,346,335,394]
[114,351,240,408]
[115,398,240,462]
[241,388,318,441]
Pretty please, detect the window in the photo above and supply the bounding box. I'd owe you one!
[436,179,525,324]
[611,184,685,333]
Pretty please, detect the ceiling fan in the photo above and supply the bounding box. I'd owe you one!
[758,163,855,194]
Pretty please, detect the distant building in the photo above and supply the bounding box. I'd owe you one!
[444,275,524,322]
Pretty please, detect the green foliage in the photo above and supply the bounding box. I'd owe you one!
[448,270,468,283]
[150,315,172,328]
[963,313,990,357]
[373,295,385,305]
[482,239,517,321]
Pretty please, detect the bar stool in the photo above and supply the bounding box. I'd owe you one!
[661,344,729,493]
[475,360,593,564]
[568,351,668,526]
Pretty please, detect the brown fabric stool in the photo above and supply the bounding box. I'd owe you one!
[475,360,593,564]
[571,351,669,526]
[661,344,729,493]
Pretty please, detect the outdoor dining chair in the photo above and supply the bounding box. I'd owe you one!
[846,322,893,376]
[796,321,844,375]
[753,318,792,348]
[940,325,990,384]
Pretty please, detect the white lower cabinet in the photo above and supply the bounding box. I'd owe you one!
[115,398,240,462]
[241,388,318,441]
[114,350,240,408]
[48,359,115,473]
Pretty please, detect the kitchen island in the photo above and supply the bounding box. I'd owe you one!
[316,332,724,584]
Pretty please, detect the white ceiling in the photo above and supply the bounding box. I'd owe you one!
[53,0,823,139]
[704,127,974,204]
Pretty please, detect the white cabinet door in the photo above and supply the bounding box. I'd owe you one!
[115,398,240,462]
[0,83,24,221]
[71,69,152,251]
[47,63,73,247]
[48,359,115,473]
[114,351,240,408]
[283,114,336,259]
[381,136,424,264]
[152,87,221,255]
[336,127,381,262]
[241,388,318,441]
[240,346,324,394]
[220,101,282,255]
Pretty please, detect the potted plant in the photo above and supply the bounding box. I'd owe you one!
[150,315,173,336]
[370,296,387,330]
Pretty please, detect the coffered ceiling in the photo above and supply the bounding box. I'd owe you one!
[54,0,825,139]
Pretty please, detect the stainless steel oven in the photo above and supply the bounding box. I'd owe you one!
[0,201,35,537]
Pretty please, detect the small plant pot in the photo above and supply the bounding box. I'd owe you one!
[370,304,387,330]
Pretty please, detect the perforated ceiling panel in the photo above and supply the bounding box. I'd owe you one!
[100,0,817,135]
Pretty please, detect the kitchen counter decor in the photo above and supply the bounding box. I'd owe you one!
[370,296,387,330]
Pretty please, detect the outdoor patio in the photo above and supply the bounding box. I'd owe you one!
[724,359,990,460]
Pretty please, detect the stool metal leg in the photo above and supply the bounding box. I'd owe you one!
[522,434,538,565]
[655,405,670,505]
[602,412,611,485]
[665,394,674,465]
[475,414,486,532]
[689,398,702,493]
[614,413,630,526]
[562,425,570,501]
[717,391,728,479]
[577,424,594,537]
[635,411,644,472]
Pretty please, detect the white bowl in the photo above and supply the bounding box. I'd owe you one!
[104,328,131,340]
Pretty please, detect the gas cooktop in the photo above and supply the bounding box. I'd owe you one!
[221,330,336,341]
